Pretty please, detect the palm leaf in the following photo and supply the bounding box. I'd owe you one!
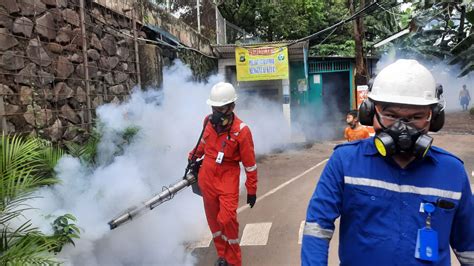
[1,135,42,182]
[0,230,59,265]
[36,140,65,179]
[0,133,77,264]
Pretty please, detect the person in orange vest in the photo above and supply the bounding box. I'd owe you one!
[188,82,258,266]
[344,110,370,142]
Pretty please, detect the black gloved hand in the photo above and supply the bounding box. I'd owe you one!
[247,194,256,208]
[184,159,194,180]
[186,159,202,179]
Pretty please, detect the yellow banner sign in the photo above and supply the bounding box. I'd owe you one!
[235,46,289,81]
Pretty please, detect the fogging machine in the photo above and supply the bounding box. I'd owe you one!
[108,117,209,230]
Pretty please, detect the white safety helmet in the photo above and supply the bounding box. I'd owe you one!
[369,59,438,106]
[206,82,238,107]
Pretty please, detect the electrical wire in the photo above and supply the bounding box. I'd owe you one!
[314,8,352,47]
[102,19,219,59]
[293,0,381,44]
[375,2,406,17]
[316,27,339,46]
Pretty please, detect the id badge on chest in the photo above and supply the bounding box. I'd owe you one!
[415,228,438,261]
[216,140,226,164]
[216,151,224,164]
[415,203,439,262]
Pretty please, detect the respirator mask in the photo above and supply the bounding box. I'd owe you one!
[374,111,433,159]
[211,105,233,127]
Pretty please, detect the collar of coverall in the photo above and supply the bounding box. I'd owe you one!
[363,138,439,164]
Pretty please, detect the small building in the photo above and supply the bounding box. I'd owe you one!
[213,41,378,141]
[213,40,306,112]
[290,56,378,140]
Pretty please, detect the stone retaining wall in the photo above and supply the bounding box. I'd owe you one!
[0,0,217,142]
[0,0,140,142]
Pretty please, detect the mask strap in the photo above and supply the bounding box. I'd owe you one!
[375,109,388,130]
[426,110,432,121]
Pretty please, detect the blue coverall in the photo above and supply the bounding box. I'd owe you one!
[302,138,474,266]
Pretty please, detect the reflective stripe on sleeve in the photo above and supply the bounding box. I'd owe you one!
[344,176,462,200]
[303,221,334,241]
[245,164,257,172]
[454,249,474,265]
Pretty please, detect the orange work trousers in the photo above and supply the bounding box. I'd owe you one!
[199,160,241,266]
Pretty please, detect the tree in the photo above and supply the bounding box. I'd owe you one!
[310,0,354,56]
[372,1,473,77]
[451,7,474,77]
[218,0,326,42]
[349,0,368,86]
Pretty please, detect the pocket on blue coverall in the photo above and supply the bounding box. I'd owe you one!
[346,185,396,240]
[419,195,457,246]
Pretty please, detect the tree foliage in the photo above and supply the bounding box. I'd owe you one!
[219,0,326,42]
[0,135,80,265]
[373,1,473,76]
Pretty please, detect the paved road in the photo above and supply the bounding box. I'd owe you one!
[192,132,474,266]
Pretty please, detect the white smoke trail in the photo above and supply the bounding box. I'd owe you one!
[23,60,292,265]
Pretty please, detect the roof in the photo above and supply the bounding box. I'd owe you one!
[212,40,308,60]
[309,55,380,60]
[144,24,180,46]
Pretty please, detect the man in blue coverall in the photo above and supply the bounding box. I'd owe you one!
[301,59,474,266]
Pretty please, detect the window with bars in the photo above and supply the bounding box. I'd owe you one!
[308,61,351,73]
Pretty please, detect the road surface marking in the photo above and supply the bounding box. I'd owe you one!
[298,220,305,244]
[190,158,328,250]
[240,223,272,246]
[237,158,329,214]
[187,233,213,250]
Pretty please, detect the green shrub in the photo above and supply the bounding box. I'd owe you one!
[0,134,80,265]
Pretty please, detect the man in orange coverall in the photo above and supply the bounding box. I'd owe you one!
[188,82,258,266]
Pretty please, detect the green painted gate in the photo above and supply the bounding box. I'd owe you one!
[308,60,354,110]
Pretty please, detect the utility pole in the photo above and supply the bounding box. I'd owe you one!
[349,0,368,86]
[79,0,92,130]
[197,0,201,34]
[215,2,219,44]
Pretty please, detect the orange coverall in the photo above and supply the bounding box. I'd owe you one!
[189,114,258,266]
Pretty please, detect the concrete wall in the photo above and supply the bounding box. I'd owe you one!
[139,43,162,88]
[93,1,214,57]
[146,9,213,56]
